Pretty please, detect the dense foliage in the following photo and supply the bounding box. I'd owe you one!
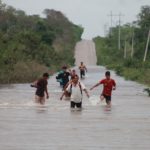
[94,5,150,86]
[0,1,83,83]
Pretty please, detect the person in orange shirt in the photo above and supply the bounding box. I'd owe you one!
[90,71,116,108]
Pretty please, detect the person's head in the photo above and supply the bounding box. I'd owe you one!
[62,65,67,71]
[72,69,76,73]
[105,71,110,79]
[72,74,79,84]
[80,62,83,65]
[43,72,49,79]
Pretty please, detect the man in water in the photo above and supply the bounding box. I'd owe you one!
[56,65,71,89]
[90,71,116,108]
[31,73,49,105]
[79,62,87,79]
[60,75,89,110]
[70,69,77,80]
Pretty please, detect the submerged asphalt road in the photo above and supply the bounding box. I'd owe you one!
[0,40,150,150]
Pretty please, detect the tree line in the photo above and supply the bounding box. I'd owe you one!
[94,5,150,86]
[0,1,83,83]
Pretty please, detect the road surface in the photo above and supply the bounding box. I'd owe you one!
[75,39,97,66]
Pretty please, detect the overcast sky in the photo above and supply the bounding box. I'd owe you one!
[2,0,150,39]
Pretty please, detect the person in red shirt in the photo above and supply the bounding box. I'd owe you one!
[90,71,116,107]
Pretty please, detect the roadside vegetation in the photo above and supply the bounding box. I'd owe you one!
[94,5,150,87]
[0,1,83,83]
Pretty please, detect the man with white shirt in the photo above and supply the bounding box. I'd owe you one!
[60,75,89,109]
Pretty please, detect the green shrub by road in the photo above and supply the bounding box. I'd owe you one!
[93,5,150,86]
[0,1,83,83]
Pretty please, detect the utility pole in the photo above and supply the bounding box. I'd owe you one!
[131,27,134,58]
[124,39,127,59]
[118,13,124,50]
[143,29,150,62]
[104,23,109,36]
[108,11,119,36]
[108,12,124,49]
[108,11,113,35]
[118,17,121,50]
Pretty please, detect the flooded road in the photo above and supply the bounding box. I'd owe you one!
[0,40,150,150]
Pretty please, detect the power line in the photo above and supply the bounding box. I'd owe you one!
[118,13,124,50]
[107,11,113,35]
[131,26,134,58]
[107,11,119,35]
[108,12,124,50]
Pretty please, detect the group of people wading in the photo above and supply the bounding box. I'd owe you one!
[31,62,116,110]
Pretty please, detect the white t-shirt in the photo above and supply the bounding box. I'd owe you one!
[66,82,86,103]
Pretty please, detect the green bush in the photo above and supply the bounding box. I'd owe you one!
[0,2,83,83]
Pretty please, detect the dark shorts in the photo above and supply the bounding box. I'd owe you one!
[80,70,85,78]
[36,91,44,97]
[70,101,82,108]
[101,94,111,104]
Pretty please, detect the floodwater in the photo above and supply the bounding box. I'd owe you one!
[0,66,150,150]
[0,40,150,150]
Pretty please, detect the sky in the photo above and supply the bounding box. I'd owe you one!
[2,0,150,39]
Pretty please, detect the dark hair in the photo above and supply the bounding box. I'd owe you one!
[43,73,49,77]
[62,65,67,69]
[72,74,79,80]
[105,71,110,76]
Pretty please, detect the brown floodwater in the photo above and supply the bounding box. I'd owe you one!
[0,66,150,150]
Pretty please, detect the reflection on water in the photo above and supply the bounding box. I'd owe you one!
[35,105,48,114]
[0,66,150,150]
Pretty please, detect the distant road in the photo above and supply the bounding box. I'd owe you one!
[74,40,97,66]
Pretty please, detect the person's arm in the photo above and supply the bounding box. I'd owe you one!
[83,89,90,98]
[60,84,71,100]
[60,91,65,100]
[45,86,49,99]
[80,82,89,98]
[113,86,116,90]
[30,80,38,88]
[90,82,101,90]
[63,80,72,91]
[113,80,116,90]
[85,66,88,72]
